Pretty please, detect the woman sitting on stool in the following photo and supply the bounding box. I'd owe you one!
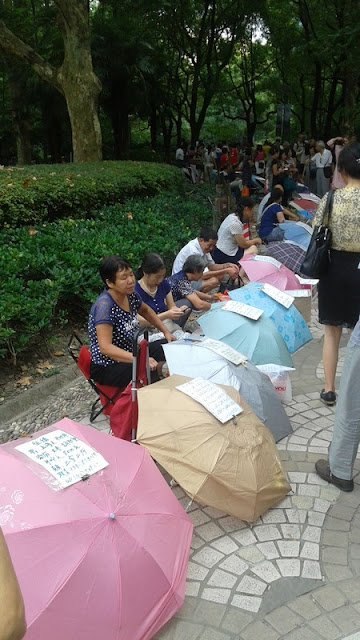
[88,255,175,387]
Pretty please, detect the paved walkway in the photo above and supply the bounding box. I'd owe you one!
[79,305,360,640]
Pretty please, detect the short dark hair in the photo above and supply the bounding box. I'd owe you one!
[338,142,360,179]
[99,255,131,288]
[270,146,279,156]
[268,187,283,205]
[183,254,206,274]
[199,228,218,242]
[236,196,255,222]
[135,253,165,279]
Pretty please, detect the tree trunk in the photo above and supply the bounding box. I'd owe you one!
[7,71,32,164]
[0,0,103,163]
[149,104,157,151]
[56,0,102,162]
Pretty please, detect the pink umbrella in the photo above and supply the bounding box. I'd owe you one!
[0,419,192,640]
[239,255,302,290]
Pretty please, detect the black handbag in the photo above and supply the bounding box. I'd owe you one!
[300,190,334,278]
[324,165,332,179]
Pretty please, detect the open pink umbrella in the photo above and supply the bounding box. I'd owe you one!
[239,255,302,290]
[0,418,192,640]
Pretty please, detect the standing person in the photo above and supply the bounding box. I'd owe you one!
[327,136,349,189]
[312,140,333,197]
[312,142,360,405]
[315,314,360,492]
[212,196,261,264]
[175,145,184,167]
[262,140,271,163]
[303,141,317,193]
[135,253,191,331]
[0,528,26,640]
[293,133,306,173]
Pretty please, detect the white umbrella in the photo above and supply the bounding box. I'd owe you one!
[163,339,292,442]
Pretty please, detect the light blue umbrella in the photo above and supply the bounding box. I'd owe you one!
[278,221,311,250]
[229,283,312,354]
[198,302,293,367]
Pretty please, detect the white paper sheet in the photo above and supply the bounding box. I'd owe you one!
[253,255,282,269]
[295,275,319,286]
[201,338,248,365]
[176,377,243,424]
[16,430,109,488]
[286,289,311,298]
[222,300,263,320]
[262,283,295,309]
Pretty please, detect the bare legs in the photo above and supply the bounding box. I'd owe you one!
[323,325,342,392]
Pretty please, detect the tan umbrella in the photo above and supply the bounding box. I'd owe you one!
[136,375,290,523]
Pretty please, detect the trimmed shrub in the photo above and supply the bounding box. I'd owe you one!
[0,192,213,360]
[0,161,183,227]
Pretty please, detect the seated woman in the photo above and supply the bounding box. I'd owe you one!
[258,187,299,243]
[88,255,174,387]
[167,254,215,313]
[135,253,191,332]
[212,196,262,264]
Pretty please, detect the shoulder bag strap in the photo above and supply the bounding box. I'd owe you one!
[322,189,334,227]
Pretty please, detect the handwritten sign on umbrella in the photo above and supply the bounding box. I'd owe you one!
[222,300,263,321]
[16,429,108,489]
[200,338,248,365]
[262,283,295,309]
[176,377,243,424]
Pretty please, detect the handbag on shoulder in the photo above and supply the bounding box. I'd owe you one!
[300,190,334,278]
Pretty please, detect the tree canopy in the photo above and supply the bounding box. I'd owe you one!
[0,0,358,163]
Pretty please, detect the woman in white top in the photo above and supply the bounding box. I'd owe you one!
[312,140,333,197]
[212,197,261,264]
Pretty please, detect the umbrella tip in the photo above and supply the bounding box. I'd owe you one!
[109,512,116,520]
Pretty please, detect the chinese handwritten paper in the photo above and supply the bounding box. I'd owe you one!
[253,255,282,269]
[222,300,263,321]
[201,338,248,365]
[262,283,295,309]
[176,377,243,424]
[16,430,109,489]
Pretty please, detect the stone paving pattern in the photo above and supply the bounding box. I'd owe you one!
[78,299,360,640]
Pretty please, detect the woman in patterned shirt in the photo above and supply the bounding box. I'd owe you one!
[88,255,175,387]
[312,142,360,406]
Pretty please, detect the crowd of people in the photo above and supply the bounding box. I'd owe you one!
[176,134,357,200]
[88,137,360,496]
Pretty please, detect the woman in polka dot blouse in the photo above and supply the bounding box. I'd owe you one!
[88,255,175,387]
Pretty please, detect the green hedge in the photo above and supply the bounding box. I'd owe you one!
[0,161,183,227]
[0,192,212,360]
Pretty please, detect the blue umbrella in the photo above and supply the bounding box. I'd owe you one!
[198,302,293,367]
[278,221,312,250]
[229,283,312,354]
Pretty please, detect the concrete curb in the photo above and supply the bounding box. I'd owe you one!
[0,364,81,424]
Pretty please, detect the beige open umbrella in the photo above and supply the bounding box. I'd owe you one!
[136,375,290,523]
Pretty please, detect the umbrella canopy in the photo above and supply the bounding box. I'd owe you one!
[1,419,192,640]
[239,255,302,291]
[229,283,312,353]
[265,241,306,275]
[198,302,293,367]
[163,340,292,442]
[278,221,312,250]
[136,375,290,522]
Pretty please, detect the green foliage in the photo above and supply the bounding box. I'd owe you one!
[0,161,183,227]
[0,190,212,360]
